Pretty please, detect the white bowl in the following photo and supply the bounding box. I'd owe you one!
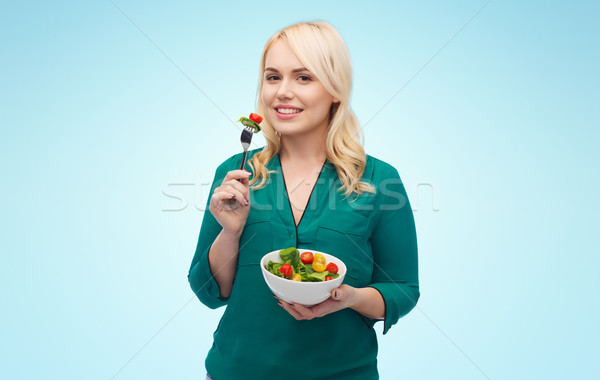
[260,248,347,307]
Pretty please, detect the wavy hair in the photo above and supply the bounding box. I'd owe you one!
[248,21,375,197]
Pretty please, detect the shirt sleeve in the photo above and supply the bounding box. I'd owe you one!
[367,163,420,334]
[187,160,231,309]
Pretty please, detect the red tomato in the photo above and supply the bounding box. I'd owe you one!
[326,262,338,274]
[300,252,314,264]
[279,264,293,278]
[325,276,333,281]
[249,113,263,124]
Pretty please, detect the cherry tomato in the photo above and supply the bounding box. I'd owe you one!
[325,276,333,281]
[279,264,293,278]
[292,273,302,282]
[312,253,326,272]
[300,251,314,264]
[326,262,338,274]
[249,113,263,124]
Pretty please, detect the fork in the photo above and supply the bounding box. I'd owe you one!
[239,126,253,171]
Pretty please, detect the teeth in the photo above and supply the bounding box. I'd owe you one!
[276,108,302,114]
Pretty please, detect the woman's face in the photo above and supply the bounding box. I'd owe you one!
[261,39,339,138]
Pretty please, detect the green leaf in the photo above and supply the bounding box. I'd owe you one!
[266,261,285,278]
[279,247,300,269]
[308,271,329,281]
[304,264,315,274]
[279,247,296,261]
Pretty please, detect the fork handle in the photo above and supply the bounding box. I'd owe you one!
[239,150,248,171]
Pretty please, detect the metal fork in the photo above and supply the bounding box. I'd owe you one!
[239,126,253,171]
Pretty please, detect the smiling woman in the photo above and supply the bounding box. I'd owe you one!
[261,39,338,140]
[188,21,419,380]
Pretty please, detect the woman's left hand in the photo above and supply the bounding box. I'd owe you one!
[276,284,356,320]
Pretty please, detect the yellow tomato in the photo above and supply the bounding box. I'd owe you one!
[292,273,302,282]
[312,253,327,272]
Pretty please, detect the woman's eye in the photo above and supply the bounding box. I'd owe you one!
[265,74,311,82]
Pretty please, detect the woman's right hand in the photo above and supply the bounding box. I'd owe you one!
[209,170,252,238]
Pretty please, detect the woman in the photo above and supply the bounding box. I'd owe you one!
[189,21,419,380]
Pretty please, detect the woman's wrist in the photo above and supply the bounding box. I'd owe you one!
[220,228,243,240]
[348,286,386,320]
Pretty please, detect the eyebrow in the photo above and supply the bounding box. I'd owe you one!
[264,67,309,74]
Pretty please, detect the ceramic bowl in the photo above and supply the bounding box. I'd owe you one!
[260,248,346,307]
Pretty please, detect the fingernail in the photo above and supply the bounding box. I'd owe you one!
[289,303,295,308]
[334,290,339,299]
[277,301,283,306]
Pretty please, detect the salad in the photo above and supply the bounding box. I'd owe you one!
[264,247,340,282]
[237,113,263,132]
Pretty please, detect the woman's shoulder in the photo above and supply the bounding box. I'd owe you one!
[364,154,402,181]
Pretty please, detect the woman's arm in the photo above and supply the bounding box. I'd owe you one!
[207,229,241,299]
[206,170,251,297]
[366,163,420,333]
[188,163,251,308]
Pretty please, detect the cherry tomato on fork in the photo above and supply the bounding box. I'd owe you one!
[249,113,263,124]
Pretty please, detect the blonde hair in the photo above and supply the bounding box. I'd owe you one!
[248,21,375,197]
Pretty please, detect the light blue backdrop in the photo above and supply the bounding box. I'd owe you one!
[1,1,598,379]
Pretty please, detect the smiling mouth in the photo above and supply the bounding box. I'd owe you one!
[275,108,303,114]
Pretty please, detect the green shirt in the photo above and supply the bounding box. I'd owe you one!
[189,149,419,380]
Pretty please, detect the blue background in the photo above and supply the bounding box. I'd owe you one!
[1,1,598,379]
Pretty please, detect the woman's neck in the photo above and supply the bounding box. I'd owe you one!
[279,135,327,167]
[279,124,328,166]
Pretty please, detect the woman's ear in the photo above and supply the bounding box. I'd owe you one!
[333,97,340,104]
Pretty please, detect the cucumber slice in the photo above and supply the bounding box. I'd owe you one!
[237,117,262,133]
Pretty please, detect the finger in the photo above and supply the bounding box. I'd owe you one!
[277,301,305,320]
[285,302,315,320]
[287,302,312,316]
[223,170,252,182]
[309,299,340,318]
[211,190,236,203]
[215,187,247,207]
[220,177,250,200]
[331,287,342,301]
[210,193,240,212]
[331,284,355,308]
[237,175,250,187]
[221,180,250,202]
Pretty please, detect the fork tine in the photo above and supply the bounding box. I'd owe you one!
[239,127,254,171]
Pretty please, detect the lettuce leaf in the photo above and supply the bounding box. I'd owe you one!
[279,247,300,268]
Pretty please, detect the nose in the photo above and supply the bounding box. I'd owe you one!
[276,79,293,100]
